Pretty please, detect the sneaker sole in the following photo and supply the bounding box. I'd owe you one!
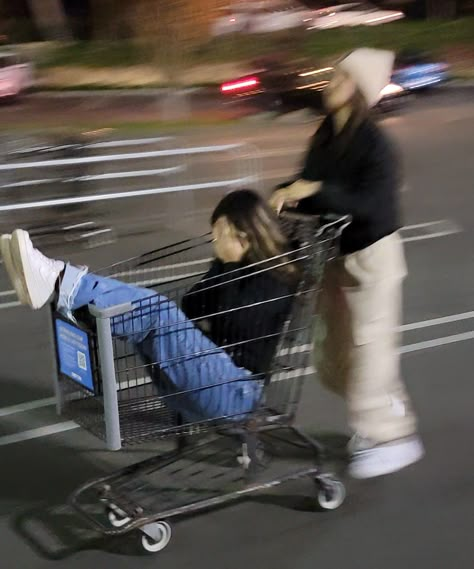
[0,234,29,305]
[349,441,425,479]
[10,229,45,309]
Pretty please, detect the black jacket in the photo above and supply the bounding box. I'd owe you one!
[181,260,295,375]
[294,116,402,254]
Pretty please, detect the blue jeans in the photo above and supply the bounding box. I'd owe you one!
[58,265,262,422]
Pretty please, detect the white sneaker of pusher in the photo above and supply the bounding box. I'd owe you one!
[348,435,424,479]
[9,229,64,310]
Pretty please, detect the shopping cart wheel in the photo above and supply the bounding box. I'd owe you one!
[315,477,345,511]
[255,440,273,467]
[140,521,172,554]
[106,505,131,528]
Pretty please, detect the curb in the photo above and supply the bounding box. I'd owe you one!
[28,81,474,100]
[29,87,208,98]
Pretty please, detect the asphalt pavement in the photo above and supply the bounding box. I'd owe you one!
[0,89,473,568]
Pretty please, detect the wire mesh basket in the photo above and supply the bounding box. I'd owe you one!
[52,213,349,450]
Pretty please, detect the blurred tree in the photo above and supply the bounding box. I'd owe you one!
[89,0,226,75]
[26,0,72,39]
[425,0,459,17]
[89,0,227,43]
[63,0,91,40]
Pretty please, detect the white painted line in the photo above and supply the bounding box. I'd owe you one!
[272,366,315,381]
[0,167,185,191]
[399,331,474,354]
[280,311,474,356]
[63,221,94,230]
[0,290,15,297]
[0,421,78,447]
[74,166,184,182]
[279,344,311,356]
[400,311,474,332]
[88,137,172,149]
[110,258,212,279]
[400,219,462,242]
[0,144,245,171]
[403,231,460,242]
[281,330,474,358]
[279,329,474,369]
[402,221,452,231]
[8,145,52,155]
[0,179,53,190]
[1,327,473,447]
[0,301,21,310]
[118,376,151,390]
[0,177,256,212]
[0,397,56,418]
[80,228,113,239]
[7,137,173,157]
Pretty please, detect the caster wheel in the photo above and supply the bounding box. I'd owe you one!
[140,521,172,553]
[255,441,273,467]
[107,505,131,528]
[316,478,345,511]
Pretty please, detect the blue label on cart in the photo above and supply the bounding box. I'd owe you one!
[55,319,94,392]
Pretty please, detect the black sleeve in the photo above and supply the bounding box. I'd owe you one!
[297,136,400,219]
[244,274,295,334]
[181,260,241,320]
[181,260,222,320]
[299,119,331,182]
[231,274,295,374]
[300,139,324,182]
[274,122,328,191]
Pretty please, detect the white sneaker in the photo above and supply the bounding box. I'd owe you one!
[9,229,64,310]
[1,234,29,305]
[349,435,424,479]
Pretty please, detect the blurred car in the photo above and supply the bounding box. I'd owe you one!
[0,49,34,100]
[392,50,450,91]
[211,1,313,36]
[220,58,407,115]
[309,2,405,29]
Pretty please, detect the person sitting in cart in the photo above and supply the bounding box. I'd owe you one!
[1,190,299,423]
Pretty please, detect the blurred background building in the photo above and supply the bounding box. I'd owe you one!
[0,1,472,43]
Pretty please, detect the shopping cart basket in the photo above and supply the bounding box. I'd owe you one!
[50,212,349,553]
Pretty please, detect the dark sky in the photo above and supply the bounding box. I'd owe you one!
[63,0,90,18]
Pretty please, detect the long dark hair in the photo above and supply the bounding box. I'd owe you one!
[325,65,370,158]
[211,189,298,279]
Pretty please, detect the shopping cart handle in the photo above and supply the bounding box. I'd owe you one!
[280,210,351,227]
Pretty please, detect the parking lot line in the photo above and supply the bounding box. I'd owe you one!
[399,331,474,354]
[0,324,473,448]
[0,221,463,310]
[0,421,78,447]
[0,397,56,418]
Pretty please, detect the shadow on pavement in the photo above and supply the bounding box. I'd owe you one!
[8,428,352,560]
[3,376,353,560]
[12,501,158,559]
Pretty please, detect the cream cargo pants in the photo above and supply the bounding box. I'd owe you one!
[315,232,418,444]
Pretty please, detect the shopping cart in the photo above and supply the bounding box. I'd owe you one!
[51,212,349,553]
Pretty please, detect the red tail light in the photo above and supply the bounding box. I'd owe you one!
[220,77,260,93]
